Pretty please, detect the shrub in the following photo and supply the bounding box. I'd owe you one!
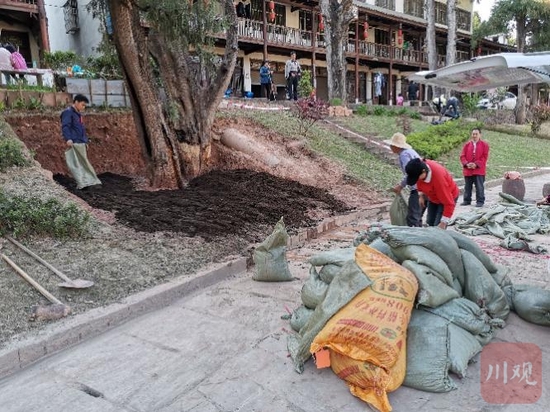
[298,69,314,98]
[355,104,369,116]
[0,138,31,172]
[329,97,343,106]
[407,120,484,159]
[290,96,329,136]
[43,50,80,71]
[0,191,90,238]
[373,106,388,116]
[460,92,481,116]
[531,104,550,134]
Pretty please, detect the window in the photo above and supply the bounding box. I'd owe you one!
[251,0,285,26]
[457,9,471,31]
[63,0,79,34]
[404,0,424,18]
[435,2,446,25]
[375,0,395,11]
[299,10,312,32]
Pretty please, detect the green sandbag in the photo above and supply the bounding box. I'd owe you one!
[252,217,293,282]
[461,249,510,321]
[318,263,341,284]
[447,230,498,274]
[392,244,454,287]
[448,323,482,379]
[389,192,408,226]
[511,284,550,326]
[308,247,355,267]
[287,260,372,373]
[403,310,457,393]
[402,260,460,308]
[382,227,465,286]
[364,238,399,262]
[422,297,502,337]
[301,266,328,309]
[290,305,315,332]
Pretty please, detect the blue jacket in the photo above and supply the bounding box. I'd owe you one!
[61,106,88,144]
[260,66,271,84]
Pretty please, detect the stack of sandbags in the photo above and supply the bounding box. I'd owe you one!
[354,225,511,393]
[309,244,418,412]
[287,249,371,373]
[288,247,356,332]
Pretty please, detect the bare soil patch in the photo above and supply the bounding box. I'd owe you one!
[0,111,386,349]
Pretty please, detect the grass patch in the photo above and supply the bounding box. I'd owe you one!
[340,115,432,140]
[439,129,550,180]
[218,109,550,187]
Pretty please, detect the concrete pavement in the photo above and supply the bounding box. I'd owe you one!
[0,172,549,412]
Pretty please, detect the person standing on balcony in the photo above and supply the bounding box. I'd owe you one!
[260,60,273,101]
[460,128,489,208]
[61,94,102,191]
[285,51,301,101]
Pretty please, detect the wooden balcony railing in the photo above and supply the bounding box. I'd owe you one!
[234,19,471,68]
[0,0,37,12]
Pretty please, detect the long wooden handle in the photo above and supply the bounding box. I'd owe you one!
[1,254,62,305]
[6,236,73,284]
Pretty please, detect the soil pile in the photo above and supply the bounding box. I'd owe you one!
[54,170,351,242]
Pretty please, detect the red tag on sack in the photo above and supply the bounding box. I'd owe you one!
[314,349,331,369]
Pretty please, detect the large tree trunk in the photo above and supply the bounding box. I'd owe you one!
[320,0,355,104]
[515,18,527,125]
[108,0,238,188]
[425,0,439,99]
[446,0,457,66]
[109,0,182,188]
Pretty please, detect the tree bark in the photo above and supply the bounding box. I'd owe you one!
[515,17,527,125]
[446,0,457,66]
[108,0,238,188]
[425,0,439,99]
[320,0,355,104]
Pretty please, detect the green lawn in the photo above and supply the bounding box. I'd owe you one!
[218,110,550,190]
[340,115,432,141]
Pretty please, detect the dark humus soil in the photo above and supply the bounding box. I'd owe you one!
[54,170,352,242]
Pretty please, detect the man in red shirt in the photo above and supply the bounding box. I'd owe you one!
[405,158,459,229]
[459,128,489,207]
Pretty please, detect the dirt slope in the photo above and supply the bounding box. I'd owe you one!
[0,110,387,347]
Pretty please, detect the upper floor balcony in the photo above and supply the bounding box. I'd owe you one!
[234,18,472,68]
[0,0,37,13]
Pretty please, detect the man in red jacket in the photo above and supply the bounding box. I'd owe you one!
[459,128,489,207]
[405,158,459,229]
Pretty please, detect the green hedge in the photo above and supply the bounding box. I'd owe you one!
[0,190,90,238]
[407,120,484,159]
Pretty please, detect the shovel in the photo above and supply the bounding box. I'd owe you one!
[2,253,71,321]
[6,236,94,289]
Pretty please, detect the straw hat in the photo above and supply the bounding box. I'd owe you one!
[384,133,411,149]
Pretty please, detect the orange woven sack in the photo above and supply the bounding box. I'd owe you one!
[329,342,407,412]
[310,244,417,411]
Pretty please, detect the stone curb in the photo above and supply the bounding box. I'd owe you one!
[0,257,247,381]
[0,203,391,381]
[288,203,390,249]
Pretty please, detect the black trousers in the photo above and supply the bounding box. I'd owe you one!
[287,74,299,100]
[463,175,486,205]
[261,83,271,99]
[407,189,423,227]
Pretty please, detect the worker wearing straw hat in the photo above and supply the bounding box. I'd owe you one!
[384,132,423,227]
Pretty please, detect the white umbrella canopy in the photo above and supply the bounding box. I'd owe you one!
[408,52,550,92]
